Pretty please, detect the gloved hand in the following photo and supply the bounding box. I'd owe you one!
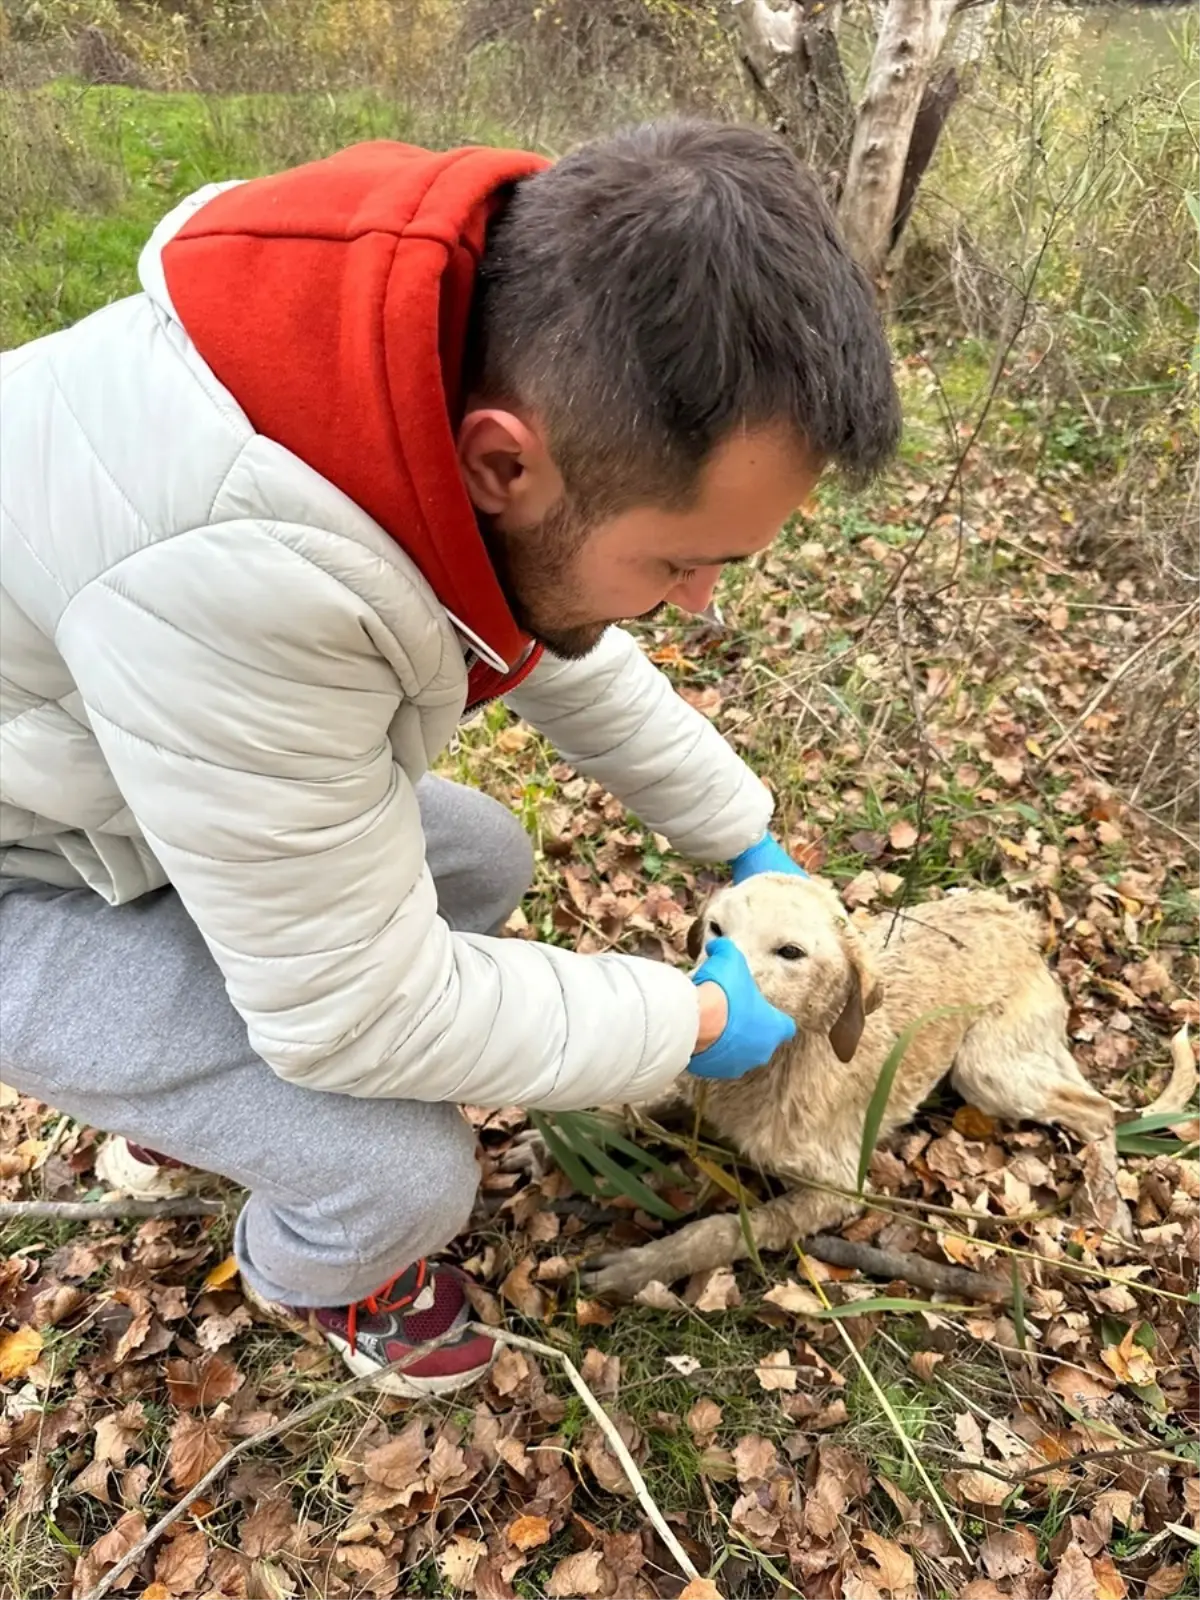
[730,832,808,885]
[688,937,797,1080]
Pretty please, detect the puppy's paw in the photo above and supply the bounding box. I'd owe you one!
[581,1248,668,1303]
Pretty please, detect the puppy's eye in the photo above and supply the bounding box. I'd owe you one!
[775,944,806,961]
[709,920,724,938]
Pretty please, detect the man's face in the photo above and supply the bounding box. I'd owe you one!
[480,428,824,660]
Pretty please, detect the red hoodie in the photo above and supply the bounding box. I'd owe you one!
[161,140,551,707]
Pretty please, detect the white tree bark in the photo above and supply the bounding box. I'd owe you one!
[838,0,960,284]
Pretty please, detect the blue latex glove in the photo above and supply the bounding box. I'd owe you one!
[688,937,797,1080]
[730,832,808,885]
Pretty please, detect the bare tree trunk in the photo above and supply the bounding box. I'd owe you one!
[838,0,960,285]
[733,1,853,195]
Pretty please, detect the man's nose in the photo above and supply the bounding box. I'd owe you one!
[669,567,722,613]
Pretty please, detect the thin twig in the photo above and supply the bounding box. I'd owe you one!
[1038,599,1200,767]
[81,1322,705,1600]
[959,1441,1190,1487]
[802,1233,1011,1302]
[0,1197,224,1221]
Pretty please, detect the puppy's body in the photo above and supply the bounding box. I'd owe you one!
[586,875,1125,1299]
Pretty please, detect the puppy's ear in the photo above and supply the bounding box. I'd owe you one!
[829,974,865,1063]
[686,916,706,963]
[829,939,881,1061]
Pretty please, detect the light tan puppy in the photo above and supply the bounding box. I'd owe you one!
[585,873,1125,1299]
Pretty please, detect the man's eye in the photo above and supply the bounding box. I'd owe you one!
[709,920,723,938]
[775,944,806,960]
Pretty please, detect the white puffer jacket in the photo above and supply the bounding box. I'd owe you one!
[0,189,773,1110]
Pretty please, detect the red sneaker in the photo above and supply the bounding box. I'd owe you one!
[246,1260,496,1398]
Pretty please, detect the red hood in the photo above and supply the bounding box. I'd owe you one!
[161,140,551,689]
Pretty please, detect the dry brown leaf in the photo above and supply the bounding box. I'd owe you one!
[246,1558,295,1599]
[69,1458,114,1504]
[154,1527,208,1595]
[858,1530,916,1596]
[490,1345,530,1396]
[1100,1325,1157,1387]
[952,1105,998,1140]
[687,1398,722,1439]
[888,819,918,852]
[94,1404,145,1468]
[755,1350,797,1391]
[763,1280,825,1317]
[960,1584,1008,1600]
[580,1346,620,1397]
[1046,1365,1115,1413]
[1144,1024,1197,1114]
[1051,1541,1100,1600]
[679,1581,724,1600]
[689,1265,741,1311]
[92,1509,148,1567]
[910,1351,945,1383]
[946,1468,1011,1507]
[0,1324,43,1381]
[1092,1553,1128,1600]
[1145,1565,1188,1600]
[575,1298,615,1327]
[167,1414,229,1491]
[140,1585,171,1600]
[980,1526,1040,1581]
[239,1494,296,1559]
[582,1416,641,1497]
[438,1534,488,1590]
[363,1418,427,1490]
[544,1548,613,1598]
[506,1513,552,1551]
[733,1433,779,1487]
[500,1256,548,1319]
[165,1353,242,1410]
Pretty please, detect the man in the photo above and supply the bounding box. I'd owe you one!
[0,119,900,1394]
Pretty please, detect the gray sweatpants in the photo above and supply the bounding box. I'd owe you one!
[0,775,534,1307]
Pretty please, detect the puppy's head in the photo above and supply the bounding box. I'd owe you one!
[687,873,883,1062]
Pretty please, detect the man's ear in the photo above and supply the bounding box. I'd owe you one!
[686,917,706,963]
[456,406,560,524]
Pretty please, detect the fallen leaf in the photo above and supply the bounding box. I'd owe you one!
[910,1351,945,1383]
[438,1534,487,1590]
[506,1514,552,1551]
[490,1345,530,1396]
[70,1458,113,1504]
[946,1468,1011,1507]
[679,1582,723,1600]
[858,1530,916,1595]
[240,1494,296,1559]
[545,1548,612,1598]
[1145,1565,1188,1600]
[575,1298,614,1327]
[500,1256,547,1319]
[980,1526,1040,1581]
[763,1280,825,1317]
[689,1265,741,1311]
[755,1349,797,1391]
[362,1418,427,1502]
[141,1585,172,1600]
[166,1353,242,1410]
[1051,1541,1099,1600]
[1101,1325,1157,1387]
[952,1105,998,1139]
[733,1433,779,1487]
[687,1398,722,1439]
[843,868,881,908]
[154,1527,208,1595]
[1046,1365,1115,1413]
[94,1404,146,1468]
[888,819,918,852]
[93,1509,148,1567]
[1092,1553,1128,1600]
[582,1416,641,1496]
[0,1324,43,1380]
[665,1353,702,1375]
[168,1414,229,1491]
[203,1255,239,1291]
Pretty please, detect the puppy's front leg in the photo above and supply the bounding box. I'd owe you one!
[583,1184,858,1301]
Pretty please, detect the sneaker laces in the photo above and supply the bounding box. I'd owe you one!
[345,1258,429,1355]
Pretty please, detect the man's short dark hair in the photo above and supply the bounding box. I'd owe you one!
[470,118,902,518]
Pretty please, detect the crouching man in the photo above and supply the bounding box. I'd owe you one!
[0,119,899,1392]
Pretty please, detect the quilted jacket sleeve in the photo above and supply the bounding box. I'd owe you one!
[55,524,700,1108]
[506,627,773,861]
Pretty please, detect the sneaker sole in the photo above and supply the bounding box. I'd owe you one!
[320,1327,496,1397]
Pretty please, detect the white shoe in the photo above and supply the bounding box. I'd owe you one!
[94,1136,192,1200]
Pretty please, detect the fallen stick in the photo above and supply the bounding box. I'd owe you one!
[0,1197,224,1221]
[801,1233,1011,1302]
[81,1321,707,1600]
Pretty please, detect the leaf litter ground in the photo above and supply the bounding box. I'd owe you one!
[3,423,1198,1600]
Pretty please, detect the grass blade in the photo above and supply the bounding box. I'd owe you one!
[857,1005,978,1193]
[532,1111,682,1221]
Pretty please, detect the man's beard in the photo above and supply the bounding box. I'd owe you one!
[480,497,612,661]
